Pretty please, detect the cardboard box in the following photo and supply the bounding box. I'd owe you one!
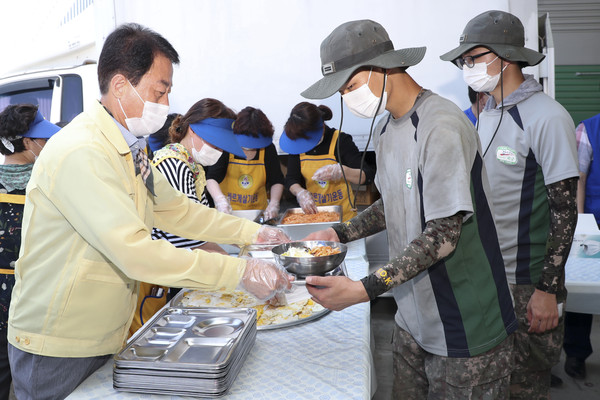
[354,184,380,206]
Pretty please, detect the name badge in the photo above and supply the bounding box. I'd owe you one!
[496,146,517,165]
[405,169,413,189]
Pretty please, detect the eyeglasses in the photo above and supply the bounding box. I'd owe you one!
[454,50,493,68]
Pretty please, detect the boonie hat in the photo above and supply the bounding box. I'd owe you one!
[279,121,324,155]
[302,19,426,99]
[21,111,61,139]
[189,118,246,158]
[234,133,272,150]
[440,10,545,67]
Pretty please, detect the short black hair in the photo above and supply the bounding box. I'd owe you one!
[0,104,38,155]
[234,107,274,138]
[97,23,179,95]
[284,102,332,140]
[468,86,478,104]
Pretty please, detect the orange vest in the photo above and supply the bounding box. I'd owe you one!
[300,130,356,221]
[219,150,268,210]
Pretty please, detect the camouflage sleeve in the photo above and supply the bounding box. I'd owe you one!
[536,177,578,294]
[331,198,386,243]
[359,213,463,300]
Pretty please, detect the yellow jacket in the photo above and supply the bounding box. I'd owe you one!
[8,100,259,357]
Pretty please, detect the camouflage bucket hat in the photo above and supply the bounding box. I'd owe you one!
[302,19,426,99]
[440,10,545,67]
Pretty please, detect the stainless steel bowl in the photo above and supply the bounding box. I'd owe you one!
[271,241,347,277]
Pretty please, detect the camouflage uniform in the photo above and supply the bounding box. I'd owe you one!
[392,324,514,399]
[333,91,517,397]
[508,284,566,400]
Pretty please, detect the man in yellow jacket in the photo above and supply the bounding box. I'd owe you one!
[7,23,291,400]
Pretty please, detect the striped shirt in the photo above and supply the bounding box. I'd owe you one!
[151,157,208,248]
[576,122,592,174]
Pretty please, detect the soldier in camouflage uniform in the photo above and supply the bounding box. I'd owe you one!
[440,10,579,399]
[299,19,517,399]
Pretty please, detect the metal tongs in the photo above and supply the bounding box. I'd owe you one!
[253,211,279,225]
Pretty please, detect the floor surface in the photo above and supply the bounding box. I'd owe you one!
[370,297,600,399]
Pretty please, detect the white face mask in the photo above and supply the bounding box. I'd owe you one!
[191,136,223,166]
[118,80,169,137]
[462,57,507,93]
[342,69,388,119]
[29,139,44,162]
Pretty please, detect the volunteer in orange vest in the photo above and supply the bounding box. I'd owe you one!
[206,107,284,221]
[280,102,375,222]
[0,105,60,399]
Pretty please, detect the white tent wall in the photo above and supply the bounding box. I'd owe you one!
[0,0,540,151]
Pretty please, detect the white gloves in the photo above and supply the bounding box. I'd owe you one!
[253,225,291,244]
[214,194,232,214]
[240,258,292,300]
[312,163,343,182]
[264,200,280,221]
[296,189,318,214]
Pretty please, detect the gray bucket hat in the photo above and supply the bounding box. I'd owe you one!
[301,19,426,99]
[440,10,545,67]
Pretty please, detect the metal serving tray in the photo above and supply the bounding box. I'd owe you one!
[113,329,255,396]
[114,307,256,372]
[169,260,348,331]
[220,209,268,255]
[277,205,342,240]
[231,209,262,221]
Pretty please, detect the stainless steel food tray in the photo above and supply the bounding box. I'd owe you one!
[169,262,348,331]
[114,328,256,379]
[277,205,342,240]
[113,334,254,395]
[220,210,264,254]
[114,307,256,372]
[231,209,262,221]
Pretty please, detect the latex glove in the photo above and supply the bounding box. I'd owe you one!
[253,225,290,244]
[312,163,343,182]
[214,195,232,214]
[240,258,293,301]
[263,200,280,221]
[296,189,318,214]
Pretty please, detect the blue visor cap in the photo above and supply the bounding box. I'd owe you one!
[189,118,246,158]
[21,111,61,139]
[235,133,272,150]
[279,122,324,155]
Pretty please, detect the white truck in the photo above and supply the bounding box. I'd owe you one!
[0,63,98,126]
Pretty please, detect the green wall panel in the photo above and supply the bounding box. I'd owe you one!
[555,65,600,125]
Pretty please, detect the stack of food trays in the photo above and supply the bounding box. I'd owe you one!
[113,306,257,397]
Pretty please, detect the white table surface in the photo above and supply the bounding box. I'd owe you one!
[565,214,600,314]
[67,239,373,400]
